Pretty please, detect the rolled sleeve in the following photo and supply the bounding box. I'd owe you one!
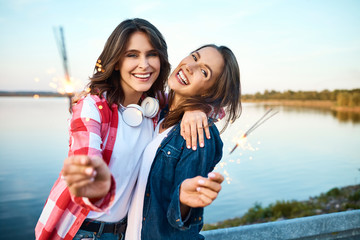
[167,184,204,230]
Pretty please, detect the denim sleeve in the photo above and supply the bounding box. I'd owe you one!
[166,124,223,230]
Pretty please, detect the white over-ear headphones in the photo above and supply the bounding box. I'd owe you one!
[122,97,160,127]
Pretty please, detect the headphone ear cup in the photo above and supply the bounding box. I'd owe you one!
[122,104,144,127]
[141,97,159,118]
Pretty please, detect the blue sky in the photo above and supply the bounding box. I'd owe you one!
[0,0,359,94]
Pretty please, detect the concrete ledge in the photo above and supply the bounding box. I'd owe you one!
[201,210,360,240]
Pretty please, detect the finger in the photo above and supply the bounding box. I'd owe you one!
[196,118,205,148]
[180,121,185,139]
[65,173,94,187]
[198,194,213,207]
[196,186,218,200]
[88,156,105,169]
[68,178,95,197]
[88,156,110,181]
[198,177,222,193]
[190,121,198,151]
[63,164,96,177]
[65,155,91,166]
[203,117,211,140]
[207,172,224,184]
[183,121,191,149]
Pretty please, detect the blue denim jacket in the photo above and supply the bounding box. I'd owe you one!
[140,118,223,240]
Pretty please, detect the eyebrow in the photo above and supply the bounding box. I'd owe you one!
[125,49,139,53]
[195,51,212,77]
[125,49,157,54]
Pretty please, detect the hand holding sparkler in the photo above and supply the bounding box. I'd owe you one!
[179,172,224,219]
[62,155,112,199]
[229,108,278,154]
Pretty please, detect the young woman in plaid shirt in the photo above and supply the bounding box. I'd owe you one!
[35,18,217,240]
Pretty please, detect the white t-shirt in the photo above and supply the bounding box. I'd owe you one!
[125,121,173,240]
[84,97,154,222]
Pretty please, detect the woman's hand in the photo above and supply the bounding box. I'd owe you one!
[181,110,210,151]
[62,155,111,199]
[179,172,224,209]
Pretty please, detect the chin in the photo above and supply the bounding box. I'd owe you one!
[167,77,177,89]
[137,84,154,93]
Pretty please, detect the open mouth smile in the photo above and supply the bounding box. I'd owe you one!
[176,69,189,85]
[133,73,152,81]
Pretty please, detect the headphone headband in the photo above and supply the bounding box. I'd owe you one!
[121,97,159,127]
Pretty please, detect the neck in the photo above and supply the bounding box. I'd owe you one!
[121,83,143,106]
[158,121,167,133]
[123,92,142,106]
[169,93,181,111]
[160,93,180,134]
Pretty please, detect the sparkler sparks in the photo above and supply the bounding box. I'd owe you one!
[54,26,74,111]
[229,108,278,154]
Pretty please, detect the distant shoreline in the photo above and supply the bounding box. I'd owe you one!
[2,93,360,113]
[0,91,66,97]
[243,99,360,113]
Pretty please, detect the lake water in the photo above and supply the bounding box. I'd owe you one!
[0,97,359,239]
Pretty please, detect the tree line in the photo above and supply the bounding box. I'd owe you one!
[242,89,360,107]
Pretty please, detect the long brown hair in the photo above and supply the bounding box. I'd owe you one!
[78,18,170,107]
[163,44,242,133]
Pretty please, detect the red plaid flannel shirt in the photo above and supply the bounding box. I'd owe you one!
[35,95,122,240]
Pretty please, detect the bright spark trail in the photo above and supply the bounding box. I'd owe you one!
[229,108,278,154]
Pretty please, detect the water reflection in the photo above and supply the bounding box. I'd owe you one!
[205,102,360,224]
[1,98,359,238]
[331,110,360,123]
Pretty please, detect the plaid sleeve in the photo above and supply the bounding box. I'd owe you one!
[68,96,103,158]
[35,95,117,240]
[67,95,116,211]
[208,106,225,121]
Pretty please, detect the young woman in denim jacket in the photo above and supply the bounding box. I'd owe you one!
[63,44,241,239]
[127,44,241,239]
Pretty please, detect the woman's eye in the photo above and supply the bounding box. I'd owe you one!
[201,69,208,77]
[192,54,197,61]
[126,53,137,58]
[147,52,158,57]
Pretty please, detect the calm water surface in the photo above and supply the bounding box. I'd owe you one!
[0,97,359,239]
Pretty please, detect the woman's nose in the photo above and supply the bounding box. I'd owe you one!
[185,62,196,74]
[139,56,149,69]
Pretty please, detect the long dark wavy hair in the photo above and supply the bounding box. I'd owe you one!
[163,44,242,133]
[78,18,170,107]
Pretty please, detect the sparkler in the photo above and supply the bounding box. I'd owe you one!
[53,26,74,111]
[229,108,278,154]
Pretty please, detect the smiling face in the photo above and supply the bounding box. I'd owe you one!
[115,31,161,104]
[168,47,224,103]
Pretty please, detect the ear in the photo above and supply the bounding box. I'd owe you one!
[114,63,119,71]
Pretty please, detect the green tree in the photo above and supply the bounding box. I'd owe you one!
[337,92,351,106]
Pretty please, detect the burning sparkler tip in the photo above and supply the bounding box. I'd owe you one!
[229,144,238,154]
[228,108,278,154]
